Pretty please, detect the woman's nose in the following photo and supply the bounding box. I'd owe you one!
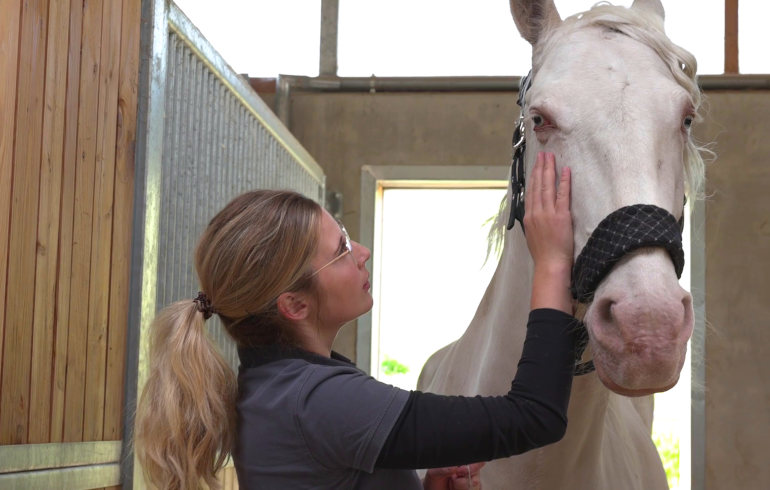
[352,241,371,265]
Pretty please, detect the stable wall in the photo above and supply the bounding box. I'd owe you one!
[0,0,139,450]
[287,87,770,490]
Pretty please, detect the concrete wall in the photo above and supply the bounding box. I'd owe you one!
[287,86,770,489]
[697,91,770,489]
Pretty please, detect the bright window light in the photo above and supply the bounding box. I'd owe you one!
[174,0,741,78]
[739,1,770,73]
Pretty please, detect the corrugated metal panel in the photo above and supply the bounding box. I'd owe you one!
[154,6,325,370]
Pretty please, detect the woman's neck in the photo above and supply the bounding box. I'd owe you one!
[293,321,339,358]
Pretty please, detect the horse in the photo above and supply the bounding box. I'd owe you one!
[417,1,706,488]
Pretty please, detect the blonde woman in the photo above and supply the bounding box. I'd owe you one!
[135,152,577,489]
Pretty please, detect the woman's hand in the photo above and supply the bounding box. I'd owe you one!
[423,462,485,490]
[523,152,574,313]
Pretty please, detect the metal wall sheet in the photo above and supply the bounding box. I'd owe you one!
[155,7,325,370]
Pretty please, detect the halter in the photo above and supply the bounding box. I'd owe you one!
[506,72,530,232]
[505,71,686,376]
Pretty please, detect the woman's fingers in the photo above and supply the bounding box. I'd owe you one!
[542,152,556,211]
[449,462,485,490]
[526,152,544,214]
[556,165,571,213]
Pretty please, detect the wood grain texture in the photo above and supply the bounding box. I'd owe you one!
[50,0,84,444]
[62,0,102,442]
[0,0,22,409]
[103,0,141,442]
[83,0,122,443]
[0,0,49,445]
[28,0,71,445]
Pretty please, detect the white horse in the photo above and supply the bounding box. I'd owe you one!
[417,1,706,488]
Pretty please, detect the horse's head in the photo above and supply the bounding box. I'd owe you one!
[510,0,705,396]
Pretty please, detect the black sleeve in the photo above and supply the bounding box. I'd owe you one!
[375,308,579,469]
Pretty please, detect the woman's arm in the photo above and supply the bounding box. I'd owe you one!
[375,309,578,469]
[376,152,577,470]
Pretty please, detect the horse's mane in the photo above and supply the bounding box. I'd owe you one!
[487,3,711,259]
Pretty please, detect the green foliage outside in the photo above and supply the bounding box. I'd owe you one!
[653,432,680,489]
[381,357,409,376]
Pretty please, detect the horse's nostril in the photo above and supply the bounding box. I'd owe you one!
[596,297,616,327]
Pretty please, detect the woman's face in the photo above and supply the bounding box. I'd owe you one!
[311,210,373,329]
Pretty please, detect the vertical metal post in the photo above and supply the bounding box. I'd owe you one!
[121,0,169,487]
[276,75,292,128]
[724,0,739,73]
[690,198,706,490]
[320,0,339,77]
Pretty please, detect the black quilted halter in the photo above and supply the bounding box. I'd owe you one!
[506,71,686,376]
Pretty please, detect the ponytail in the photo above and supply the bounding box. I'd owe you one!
[135,300,237,490]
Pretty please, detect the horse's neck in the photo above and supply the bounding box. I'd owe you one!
[422,228,664,486]
[458,228,614,441]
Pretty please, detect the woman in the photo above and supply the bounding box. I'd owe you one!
[135,152,577,489]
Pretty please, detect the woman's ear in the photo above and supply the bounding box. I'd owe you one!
[276,292,310,321]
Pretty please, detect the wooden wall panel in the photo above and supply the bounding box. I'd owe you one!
[83,0,122,443]
[0,0,22,409]
[104,0,140,443]
[0,0,49,445]
[63,0,103,443]
[51,0,84,444]
[0,0,139,452]
[28,0,72,445]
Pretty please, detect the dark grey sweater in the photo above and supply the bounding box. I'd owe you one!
[233,308,578,489]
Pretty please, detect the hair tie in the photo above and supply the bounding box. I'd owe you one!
[193,291,215,320]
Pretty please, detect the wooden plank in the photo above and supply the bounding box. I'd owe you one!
[725,0,739,73]
[103,0,141,442]
[0,441,121,472]
[0,0,49,446]
[50,0,83,444]
[0,463,121,489]
[63,0,103,442]
[83,0,122,443]
[28,0,71,445]
[0,0,22,400]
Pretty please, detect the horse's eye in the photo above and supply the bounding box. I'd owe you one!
[532,114,545,127]
[683,115,694,130]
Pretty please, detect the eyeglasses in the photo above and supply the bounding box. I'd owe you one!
[310,223,353,277]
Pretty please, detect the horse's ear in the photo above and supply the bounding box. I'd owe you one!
[509,0,562,45]
[631,0,665,21]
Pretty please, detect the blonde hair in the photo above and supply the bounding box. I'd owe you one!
[135,190,323,489]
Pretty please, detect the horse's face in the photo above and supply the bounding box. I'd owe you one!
[511,0,699,396]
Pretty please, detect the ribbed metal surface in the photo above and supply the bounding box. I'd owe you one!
[155,18,324,370]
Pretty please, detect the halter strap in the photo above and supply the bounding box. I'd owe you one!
[571,204,685,303]
[506,71,532,232]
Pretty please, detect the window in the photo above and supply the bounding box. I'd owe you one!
[339,0,726,76]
